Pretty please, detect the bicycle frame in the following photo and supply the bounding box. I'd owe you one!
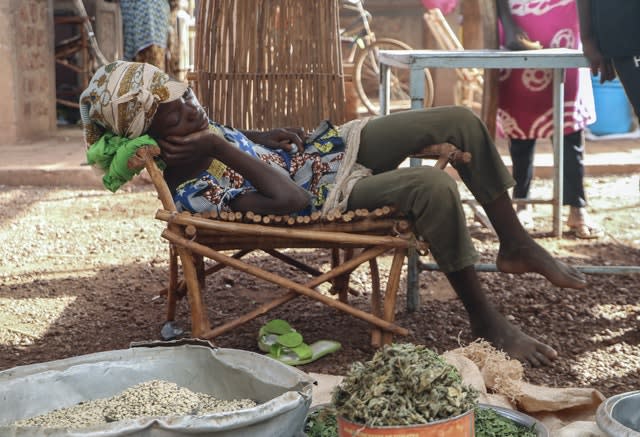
[340,0,375,63]
[340,0,434,114]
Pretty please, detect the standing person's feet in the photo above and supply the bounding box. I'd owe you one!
[470,307,557,367]
[516,204,535,231]
[567,206,604,239]
[496,238,587,289]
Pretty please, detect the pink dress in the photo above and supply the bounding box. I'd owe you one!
[497,0,596,139]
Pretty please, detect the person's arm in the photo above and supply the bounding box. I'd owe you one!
[576,0,616,82]
[496,0,542,51]
[158,129,310,215]
[240,128,306,154]
[576,0,594,42]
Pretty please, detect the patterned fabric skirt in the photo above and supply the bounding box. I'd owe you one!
[133,45,166,72]
[497,0,596,139]
[120,0,170,69]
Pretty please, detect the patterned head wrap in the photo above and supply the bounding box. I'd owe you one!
[79,61,188,147]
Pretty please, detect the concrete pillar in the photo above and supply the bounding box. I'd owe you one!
[0,0,56,144]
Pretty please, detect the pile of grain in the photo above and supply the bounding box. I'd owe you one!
[14,380,257,429]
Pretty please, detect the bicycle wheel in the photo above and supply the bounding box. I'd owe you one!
[354,38,434,115]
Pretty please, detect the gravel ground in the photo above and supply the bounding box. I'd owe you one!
[0,174,638,400]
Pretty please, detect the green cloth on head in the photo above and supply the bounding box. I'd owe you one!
[86,133,164,192]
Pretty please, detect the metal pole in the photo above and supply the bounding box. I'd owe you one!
[552,68,565,237]
[406,66,426,312]
[419,262,640,275]
[379,64,390,115]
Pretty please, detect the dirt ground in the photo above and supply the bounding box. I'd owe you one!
[0,174,638,399]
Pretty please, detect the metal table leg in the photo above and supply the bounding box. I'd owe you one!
[552,68,566,237]
[379,64,390,115]
[406,67,426,312]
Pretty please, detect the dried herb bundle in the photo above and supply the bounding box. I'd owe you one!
[332,343,478,427]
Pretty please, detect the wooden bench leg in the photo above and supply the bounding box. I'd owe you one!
[176,247,211,337]
[382,248,407,345]
[166,244,178,321]
[369,258,382,347]
[195,254,205,289]
[332,248,354,303]
[164,230,410,339]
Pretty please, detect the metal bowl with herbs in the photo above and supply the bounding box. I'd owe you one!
[305,343,547,437]
[331,343,477,428]
[304,405,544,437]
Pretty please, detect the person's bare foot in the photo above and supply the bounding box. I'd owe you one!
[496,239,587,289]
[471,308,558,367]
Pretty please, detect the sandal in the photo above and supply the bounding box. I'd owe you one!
[568,222,605,239]
[567,208,604,239]
[258,319,341,366]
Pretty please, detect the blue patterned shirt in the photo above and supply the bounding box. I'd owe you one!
[173,121,346,216]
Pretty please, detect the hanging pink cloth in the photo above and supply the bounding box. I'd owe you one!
[421,0,458,15]
[497,0,595,139]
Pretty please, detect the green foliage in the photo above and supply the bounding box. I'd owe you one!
[331,343,478,427]
[304,408,338,437]
[475,408,538,437]
[303,407,540,436]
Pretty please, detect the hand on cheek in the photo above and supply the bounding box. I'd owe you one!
[158,139,197,167]
[159,129,225,166]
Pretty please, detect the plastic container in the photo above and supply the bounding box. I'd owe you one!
[0,341,314,437]
[589,75,634,136]
[596,390,640,436]
[337,409,474,437]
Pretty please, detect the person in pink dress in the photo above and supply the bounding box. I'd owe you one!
[496,0,603,238]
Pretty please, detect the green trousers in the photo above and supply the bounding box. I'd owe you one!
[347,106,515,273]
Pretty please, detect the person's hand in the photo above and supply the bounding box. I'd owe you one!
[504,28,543,51]
[500,17,542,51]
[157,129,225,167]
[251,128,306,154]
[582,38,616,83]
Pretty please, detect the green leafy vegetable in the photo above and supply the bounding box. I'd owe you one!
[303,406,540,437]
[304,408,338,437]
[475,407,538,437]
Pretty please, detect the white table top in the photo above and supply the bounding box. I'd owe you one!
[378,48,590,69]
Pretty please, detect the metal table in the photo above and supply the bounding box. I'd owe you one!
[379,48,591,237]
[378,48,591,310]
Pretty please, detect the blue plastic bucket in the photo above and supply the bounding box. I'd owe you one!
[588,75,633,136]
